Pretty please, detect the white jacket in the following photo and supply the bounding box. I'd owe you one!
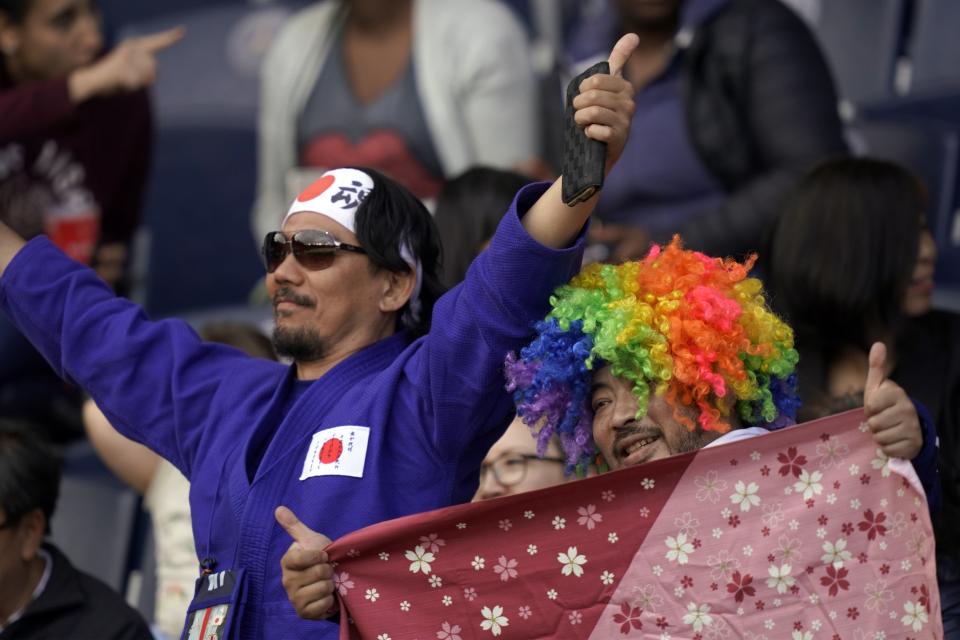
[253,0,538,240]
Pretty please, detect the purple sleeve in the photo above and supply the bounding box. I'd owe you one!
[0,78,76,139]
[0,237,281,477]
[406,182,588,456]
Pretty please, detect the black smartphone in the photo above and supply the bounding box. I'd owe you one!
[561,60,610,206]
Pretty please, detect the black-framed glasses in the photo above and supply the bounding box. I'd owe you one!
[479,453,566,487]
[262,229,367,273]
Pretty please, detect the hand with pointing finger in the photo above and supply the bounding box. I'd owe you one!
[572,33,638,174]
[275,506,337,620]
[863,342,923,460]
[69,27,185,104]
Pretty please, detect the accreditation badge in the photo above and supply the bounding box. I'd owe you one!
[180,568,245,640]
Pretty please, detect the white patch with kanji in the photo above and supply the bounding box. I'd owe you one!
[300,426,370,480]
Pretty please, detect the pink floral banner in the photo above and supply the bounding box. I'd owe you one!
[327,410,942,639]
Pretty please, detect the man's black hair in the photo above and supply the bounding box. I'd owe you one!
[0,420,61,534]
[352,167,445,337]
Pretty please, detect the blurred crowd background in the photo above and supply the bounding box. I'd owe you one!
[1,0,959,637]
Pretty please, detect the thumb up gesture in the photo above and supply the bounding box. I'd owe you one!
[863,342,923,460]
[276,506,336,620]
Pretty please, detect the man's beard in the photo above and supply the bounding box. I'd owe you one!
[671,426,711,455]
[272,325,328,362]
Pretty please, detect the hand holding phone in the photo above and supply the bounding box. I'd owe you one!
[562,62,610,206]
[561,35,639,206]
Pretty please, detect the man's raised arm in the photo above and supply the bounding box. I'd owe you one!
[521,34,639,249]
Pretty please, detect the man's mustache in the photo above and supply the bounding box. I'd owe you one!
[612,424,661,450]
[273,288,316,308]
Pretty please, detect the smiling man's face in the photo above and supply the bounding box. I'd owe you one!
[590,365,722,470]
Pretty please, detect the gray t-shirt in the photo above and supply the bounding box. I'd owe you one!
[296,32,444,199]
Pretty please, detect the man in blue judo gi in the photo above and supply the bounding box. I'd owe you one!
[0,34,641,639]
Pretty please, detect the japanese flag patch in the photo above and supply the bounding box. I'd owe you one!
[300,426,370,480]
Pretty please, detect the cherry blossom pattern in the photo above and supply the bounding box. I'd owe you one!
[871,449,892,478]
[793,470,824,501]
[665,533,695,565]
[558,547,587,577]
[695,470,728,504]
[437,621,462,640]
[577,504,603,530]
[858,509,888,540]
[406,546,435,575]
[821,539,853,568]
[816,437,849,469]
[864,580,894,612]
[901,601,928,632]
[766,564,795,594]
[333,572,354,597]
[612,602,643,634]
[674,512,700,537]
[419,533,446,554]
[683,602,713,632]
[493,556,519,582]
[480,605,509,636]
[777,447,808,478]
[730,481,761,512]
[820,565,851,597]
[726,571,755,603]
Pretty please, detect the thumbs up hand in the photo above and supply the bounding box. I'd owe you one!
[276,506,336,620]
[572,33,639,172]
[863,342,923,460]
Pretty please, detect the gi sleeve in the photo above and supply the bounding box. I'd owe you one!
[0,237,281,478]
[404,182,586,458]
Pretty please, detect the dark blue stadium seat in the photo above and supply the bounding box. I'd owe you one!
[49,441,141,594]
[848,117,960,301]
[810,0,907,104]
[909,0,960,94]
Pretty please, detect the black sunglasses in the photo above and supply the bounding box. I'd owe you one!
[262,229,367,273]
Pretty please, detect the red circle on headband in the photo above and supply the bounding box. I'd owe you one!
[319,437,343,464]
[297,174,336,202]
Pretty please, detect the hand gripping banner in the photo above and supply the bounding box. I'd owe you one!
[326,410,942,639]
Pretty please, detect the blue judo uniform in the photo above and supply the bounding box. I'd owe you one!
[0,183,584,639]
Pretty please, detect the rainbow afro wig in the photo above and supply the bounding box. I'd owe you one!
[505,237,800,472]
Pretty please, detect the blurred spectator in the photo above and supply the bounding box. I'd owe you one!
[766,157,960,635]
[0,420,152,639]
[0,0,180,439]
[83,321,275,640]
[472,417,571,501]
[434,167,531,289]
[566,0,847,260]
[252,0,539,242]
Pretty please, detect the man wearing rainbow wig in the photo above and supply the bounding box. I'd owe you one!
[505,238,940,503]
[0,33,644,639]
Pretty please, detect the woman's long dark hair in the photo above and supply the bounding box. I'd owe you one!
[767,157,924,350]
[766,157,926,418]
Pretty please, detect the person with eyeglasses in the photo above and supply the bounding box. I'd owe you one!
[473,417,572,502]
[0,34,640,638]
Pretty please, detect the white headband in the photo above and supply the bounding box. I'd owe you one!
[282,168,422,325]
